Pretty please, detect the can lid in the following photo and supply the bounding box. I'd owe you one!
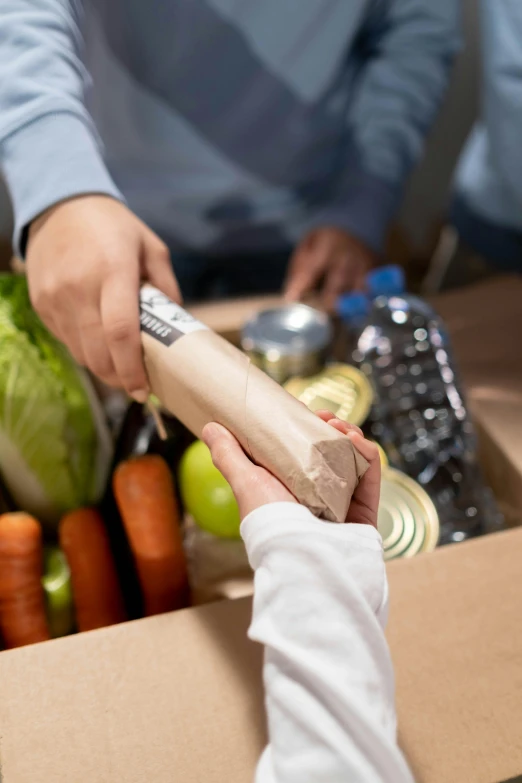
[378,467,440,559]
[241,305,332,356]
[284,363,373,427]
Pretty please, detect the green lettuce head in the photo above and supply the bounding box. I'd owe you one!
[0,275,113,526]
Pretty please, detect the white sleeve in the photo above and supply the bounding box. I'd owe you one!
[241,502,414,783]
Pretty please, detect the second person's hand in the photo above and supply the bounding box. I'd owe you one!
[26,195,181,400]
[284,226,376,311]
[202,412,381,526]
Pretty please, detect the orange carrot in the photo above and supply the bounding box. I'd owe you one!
[113,455,190,615]
[59,508,127,632]
[0,512,50,648]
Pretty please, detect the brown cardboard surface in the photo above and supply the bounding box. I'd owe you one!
[387,527,522,783]
[141,301,367,523]
[2,528,522,782]
[0,600,266,783]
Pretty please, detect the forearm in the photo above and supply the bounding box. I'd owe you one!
[0,0,121,252]
[481,0,522,207]
[323,0,460,250]
[242,503,413,783]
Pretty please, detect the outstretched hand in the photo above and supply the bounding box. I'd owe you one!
[202,410,380,526]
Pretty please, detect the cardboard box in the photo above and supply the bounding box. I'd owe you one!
[1,527,522,782]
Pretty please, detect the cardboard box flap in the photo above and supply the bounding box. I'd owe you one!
[387,527,522,783]
[0,601,265,783]
[2,529,522,782]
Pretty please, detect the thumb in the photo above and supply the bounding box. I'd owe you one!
[201,423,252,490]
[143,236,183,304]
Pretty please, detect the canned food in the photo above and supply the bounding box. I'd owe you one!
[378,467,439,560]
[284,363,373,427]
[241,305,332,383]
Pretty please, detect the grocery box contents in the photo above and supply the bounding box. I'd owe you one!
[337,267,502,545]
[0,270,516,651]
[241,303,332,382]
[284,363,372,427]
[139,284,368,524]
[59,508,126,631]
[0,275,113,526]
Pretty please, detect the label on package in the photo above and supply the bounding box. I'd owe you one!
[140,285,208,347]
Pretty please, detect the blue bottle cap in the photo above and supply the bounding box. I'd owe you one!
[366,265,405,298]
[336,292,370,323]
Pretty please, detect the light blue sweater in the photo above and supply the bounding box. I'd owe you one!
[454,0,522,236]
[0,0,459,257]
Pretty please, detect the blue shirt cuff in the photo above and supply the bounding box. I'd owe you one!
[1,112,124,256]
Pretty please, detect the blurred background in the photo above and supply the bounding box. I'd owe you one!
[0,0,480,280]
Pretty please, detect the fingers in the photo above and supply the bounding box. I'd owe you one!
[283,233,327,302]
[28,273,87,367]
[100,267,149,401]
[348,431,380,466]
[317,412,380,524]
[322,254,354,312]
[77,310,119,388]
[325,417,364,439]
[202,423,252,489]
[315,409,336,422]
[349,431,381,521]
[143,236,183,304]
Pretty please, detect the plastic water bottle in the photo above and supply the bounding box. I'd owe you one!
[337,267,502,545]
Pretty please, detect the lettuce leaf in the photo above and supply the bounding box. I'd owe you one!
[0,275,112,525]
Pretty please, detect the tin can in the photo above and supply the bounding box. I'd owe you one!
[241,305,332,383]
[284,363,373,427]
[378,467,440,560]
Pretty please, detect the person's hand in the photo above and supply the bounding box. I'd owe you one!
[26,195,181,400]
[202,412,381,526]
[284,226,376,311]
[315,411,381,527]
[201,422,296,519]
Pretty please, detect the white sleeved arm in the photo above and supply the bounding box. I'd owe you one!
[241,502,413,783]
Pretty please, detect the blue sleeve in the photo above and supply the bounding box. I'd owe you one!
[0,0,122,254]
[315,0,461,252]
[481,0,522,208]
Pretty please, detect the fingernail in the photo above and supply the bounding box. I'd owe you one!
[130,390,148,404]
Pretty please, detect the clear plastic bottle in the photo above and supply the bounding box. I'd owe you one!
[337,268,503,544]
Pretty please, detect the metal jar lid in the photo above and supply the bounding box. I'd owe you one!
[284,363,373,427]
[378,467,440,560]
[241,305,332,383]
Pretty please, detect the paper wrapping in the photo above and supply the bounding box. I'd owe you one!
[140,286,368,522]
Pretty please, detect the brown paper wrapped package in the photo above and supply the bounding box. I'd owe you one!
[140,289,367,522]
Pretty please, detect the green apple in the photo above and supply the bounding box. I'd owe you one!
[179,440,241,539]
[42,547,75,638]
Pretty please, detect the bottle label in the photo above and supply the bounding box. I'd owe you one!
[139,285,208,347]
